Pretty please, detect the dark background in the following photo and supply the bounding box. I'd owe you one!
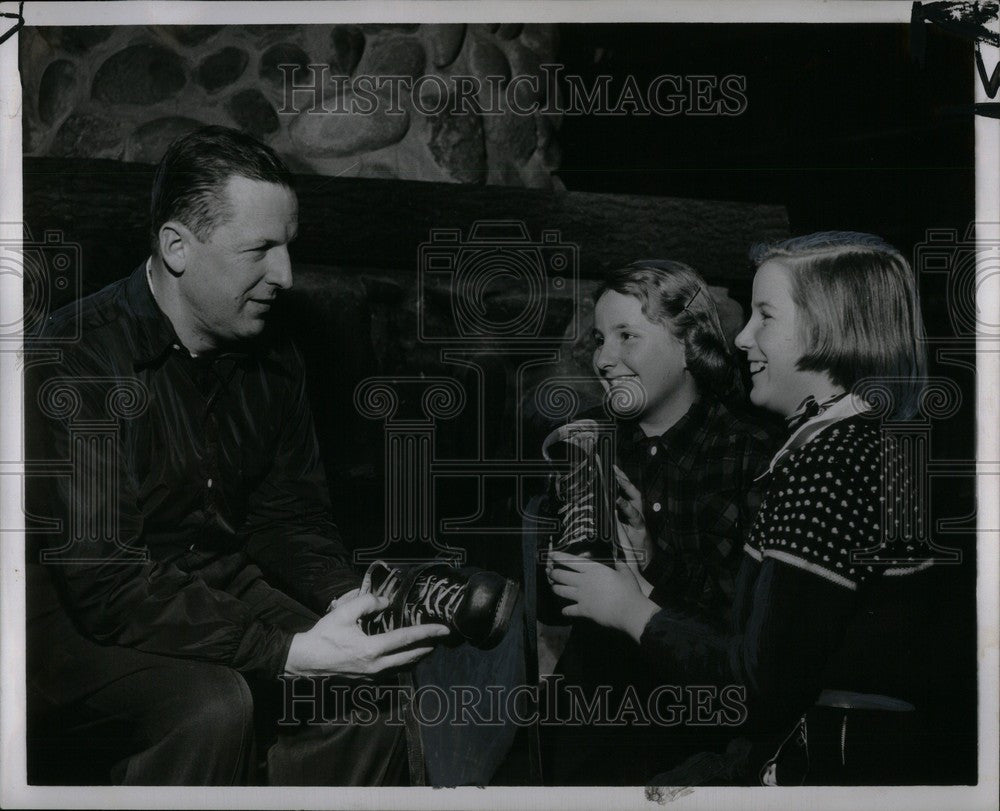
[556,23,973,257]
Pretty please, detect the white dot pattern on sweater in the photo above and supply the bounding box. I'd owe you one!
[748,417,919,589]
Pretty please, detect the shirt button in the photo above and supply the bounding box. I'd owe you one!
[650,446,658,456]
[207,478,213,489]
[652,502,662,512]
[188,544,196,552]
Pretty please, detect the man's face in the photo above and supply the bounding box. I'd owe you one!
[177,175,298,350]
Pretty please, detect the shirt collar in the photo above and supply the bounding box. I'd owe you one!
[623,396,716,473]
[129,259,185,371]
[128,258,290,376]
[757,392,872,481]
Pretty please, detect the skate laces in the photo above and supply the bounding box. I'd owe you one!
[554,451,603,550]
[362,562,465,633]
[542,421,612,553]
[402,575,466,627]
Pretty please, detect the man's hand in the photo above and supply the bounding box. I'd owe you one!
[284,591,449,678]
[548,551,659,644]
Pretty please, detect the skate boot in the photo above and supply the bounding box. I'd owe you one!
[541,419,619,562]
[359,560,519,649]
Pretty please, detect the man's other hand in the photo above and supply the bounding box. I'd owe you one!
[284,592,449,678]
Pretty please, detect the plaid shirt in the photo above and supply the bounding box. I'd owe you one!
[614,396,782,619]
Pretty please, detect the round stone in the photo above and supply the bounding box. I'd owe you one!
[226,89,280,139]
[260,43,311,86]
[128,117,207,164]
[329,26,365,75]
[288,92,411,157]
[92,44,186,105]
[468,35,510,83]
[427,109,486,184]
[425,23,466,67]
[357,37,426,81]
[51,113,127,159]
[195,47,249,93]
[38,60,77,125]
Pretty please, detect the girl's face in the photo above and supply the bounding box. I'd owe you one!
[735,260,832,417]
[593,290,690,424]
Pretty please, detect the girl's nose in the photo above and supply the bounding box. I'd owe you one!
[734,319,754,353]
[594,341,617,371]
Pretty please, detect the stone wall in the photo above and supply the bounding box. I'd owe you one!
[20,23,561,187]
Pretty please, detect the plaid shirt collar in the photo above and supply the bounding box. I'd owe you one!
[620,396,715,474]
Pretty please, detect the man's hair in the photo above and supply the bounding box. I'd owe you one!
[750,231,927,419]
[594,259,742,399]
[149,125,293,255]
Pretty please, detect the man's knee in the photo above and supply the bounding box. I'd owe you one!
[143,663,255,752]
[182,666,255,740]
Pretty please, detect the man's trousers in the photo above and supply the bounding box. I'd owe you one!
[26,562,408,786]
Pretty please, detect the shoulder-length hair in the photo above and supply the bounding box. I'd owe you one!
[750,232,927,420]
[594,259,742,400]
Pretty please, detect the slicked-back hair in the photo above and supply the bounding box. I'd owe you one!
[750,231,927,420]
[150,125,293,255]
[594,260,742,400]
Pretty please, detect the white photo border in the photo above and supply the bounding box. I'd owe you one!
[1,2,996,809]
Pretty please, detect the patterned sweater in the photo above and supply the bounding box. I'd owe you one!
[638,411,932,733]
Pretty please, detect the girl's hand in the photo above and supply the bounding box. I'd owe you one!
[613,465,655,592]
[548,551,659,643]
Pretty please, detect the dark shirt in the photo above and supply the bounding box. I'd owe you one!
[26,263,360,679]
[638,413,933,735]
[551,395,780,693]
[615,396,780,618]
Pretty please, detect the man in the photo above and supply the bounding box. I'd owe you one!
[25,126,514,786]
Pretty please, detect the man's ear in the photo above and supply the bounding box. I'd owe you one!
[158,221,192,275]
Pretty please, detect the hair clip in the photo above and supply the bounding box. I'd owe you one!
[682,286,703,312]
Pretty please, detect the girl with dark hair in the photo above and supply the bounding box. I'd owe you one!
[538,260,780,785]
[548,234,935,785]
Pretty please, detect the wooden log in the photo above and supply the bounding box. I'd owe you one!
[22,156,787,301]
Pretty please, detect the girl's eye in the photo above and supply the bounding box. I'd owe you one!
[620,332,635,341]
[592,335,604,347]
